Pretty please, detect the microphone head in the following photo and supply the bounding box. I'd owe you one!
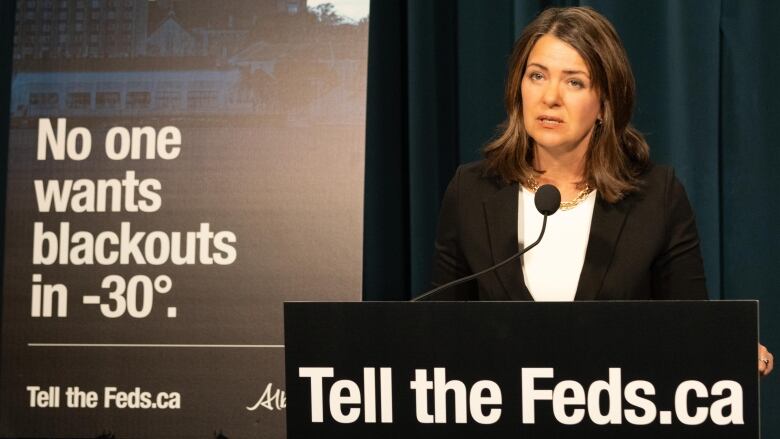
[534,184,561,216]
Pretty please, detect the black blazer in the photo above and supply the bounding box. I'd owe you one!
[429,161,708,301]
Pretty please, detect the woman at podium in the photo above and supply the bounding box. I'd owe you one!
[428,7,773,376]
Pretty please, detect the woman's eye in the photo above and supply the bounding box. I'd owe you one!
[528,72,544,81]
[569,79,585,88]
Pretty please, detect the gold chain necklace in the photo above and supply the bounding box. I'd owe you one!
[525,176,594,211]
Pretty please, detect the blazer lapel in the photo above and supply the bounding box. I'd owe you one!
[574,194,631,300]
[483,182,533,301]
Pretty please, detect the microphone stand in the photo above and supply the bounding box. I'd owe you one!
[412,215,549,302]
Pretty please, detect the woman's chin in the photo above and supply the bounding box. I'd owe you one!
[529,130,592,155]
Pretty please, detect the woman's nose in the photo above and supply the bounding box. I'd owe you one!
[542,82,561,107]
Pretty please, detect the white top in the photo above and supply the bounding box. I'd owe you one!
[519,186,597,301]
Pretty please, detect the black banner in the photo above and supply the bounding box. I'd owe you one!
[285,301,758,438]
[1,1,369,437]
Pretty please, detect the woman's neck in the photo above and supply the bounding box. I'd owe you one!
[532,145,589,202]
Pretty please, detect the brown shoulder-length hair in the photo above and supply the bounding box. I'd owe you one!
[483,6,649,203]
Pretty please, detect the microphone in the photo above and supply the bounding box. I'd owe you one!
[412,184,561,301]
[534,184,561,215]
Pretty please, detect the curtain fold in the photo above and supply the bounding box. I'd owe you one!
[363,0,410,300]
[586,0,723,295]
[720,0,780,422]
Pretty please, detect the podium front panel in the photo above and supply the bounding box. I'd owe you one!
[284,301,758,438]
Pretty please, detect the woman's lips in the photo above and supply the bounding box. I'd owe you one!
[538,116,564,127]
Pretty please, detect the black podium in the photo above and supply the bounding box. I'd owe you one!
[284,301,759,438]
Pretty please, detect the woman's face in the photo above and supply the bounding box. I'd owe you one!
[521,34,601,155]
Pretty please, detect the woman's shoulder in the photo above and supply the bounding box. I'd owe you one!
[452,160,507,191]
[629,162,690,205]
[638,162,673,182]
[456,159,490,176]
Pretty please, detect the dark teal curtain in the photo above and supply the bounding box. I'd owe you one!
[364,0,780,433]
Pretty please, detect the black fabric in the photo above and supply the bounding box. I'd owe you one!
[429,161,708,301]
